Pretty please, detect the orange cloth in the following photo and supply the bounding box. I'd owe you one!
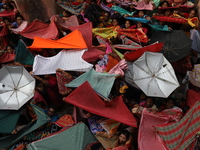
[28,30,88,51]
[106,55,119,72]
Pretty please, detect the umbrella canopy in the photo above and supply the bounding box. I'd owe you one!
[149,30,192,62]
[0,66,35,110]
[130,51,179,98]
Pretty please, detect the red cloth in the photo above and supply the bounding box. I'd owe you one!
[153,16,187,24]
[186,89,200,108]
[69,22,105,62]
[0,24,8,36]
[124,42,164,61]
[20,20,59,39]
[117,28,148,43]
[0,53,15,63]
[138,109,170,150]
[33,90,47,107]
[64,81,137,127]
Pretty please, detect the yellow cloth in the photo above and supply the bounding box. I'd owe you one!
[92,26,120,39]
[173,14,198,27]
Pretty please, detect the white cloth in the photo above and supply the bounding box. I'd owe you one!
[33,49,93,75]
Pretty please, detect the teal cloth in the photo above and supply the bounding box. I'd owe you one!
[27,123,97,150]
[0,109,21,134]
[0,104,49,149]
[148,24,170,32]
[152,0,160,7]
[126,17,149,23]
[66,69,116,99]
[15,40,34,65]
[111,6,135,16]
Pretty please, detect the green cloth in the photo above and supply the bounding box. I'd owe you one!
[0,109,21,134]
[15,40,34,65]
[66,69,116,99]
[148,24,170,32]
[27,123,97,150]
[152,0,160,7]
[0,104,49,149]
[111,6,135,16]
[112,47,124,60]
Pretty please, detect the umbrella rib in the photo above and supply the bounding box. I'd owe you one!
[4,67,16,88]
[17,79,35,89]
[0,91,15,108]
[0,81,13,89]
[16,67,24,89]
[134,63,151,75]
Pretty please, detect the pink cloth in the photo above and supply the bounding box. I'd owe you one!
[106,42,113,54]
[134,1,153,10]
[11,21,28,34]
[138,109,170,150]
[108,59,128,76]
[20,20,59,39]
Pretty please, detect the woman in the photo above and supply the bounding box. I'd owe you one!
[107,130,132,150]
[11,15,24,28]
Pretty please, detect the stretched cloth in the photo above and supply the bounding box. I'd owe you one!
[69,22,105,62]
[117,28,148,43]
[92,26,120,39]
[66,69,116,99]
[57,0,87,15]
[114,0,138,7]
[124,42,163,61]
[15,40,34,65]
[11,21,28,34]
[0,53,15,63]
[126,17,149,23]
[100,3,115,16]
[0,104,49,149]
[148,24,170,32]
[95,134,118,149]
[50,15,79,28]
[153,16,187,24]
[186,89,200,108]
[0,23,9,36]
[111,6,134,16]
[173,14,198,27]
[28,30,87,50]
[20,20,59,40]
[134,1,153,10]
[55,114,75,127]
[56,71,73,95]
[108,59,128,76]
[155,101,200,150]
[27,123,97,150]
[32,50,93,75]
[138,108,170,150]
[0,109,21,134]
[106,55,119,72]
[64,81,137,127]
[190,29,200,53]
[0,10,16,21]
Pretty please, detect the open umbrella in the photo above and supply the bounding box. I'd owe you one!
[128,51,179,98]
[0,66,35,110]
[149,30,192,62]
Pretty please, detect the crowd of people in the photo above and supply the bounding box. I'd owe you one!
[0,0,200,149]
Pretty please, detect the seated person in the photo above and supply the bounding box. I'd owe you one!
[44,105,59,123]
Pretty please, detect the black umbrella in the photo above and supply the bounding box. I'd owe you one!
[149,30,192,62]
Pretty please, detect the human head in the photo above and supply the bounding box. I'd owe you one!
[103,11,110,22]
[160,1,169,7]
[6,45,14,54]
[47,106,57,117]
[124,20,133,29]
[138,10,145,18]
[62,10,72,17]
[16,15,23,26]
[164,9,171,16]
[145,97,154,108]
[112,18,119,27]
[3,17,11,25]
[166,99,175,109]
[188,9,197,18]
[5,3,14,11]
[118,130,130,145]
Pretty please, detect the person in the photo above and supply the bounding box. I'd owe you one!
[98,11,112,27]
[107,130,132,150]
[11,15,24,28]
[121,19,134,29]
[61,9,72,20]
[44,106,59,123]
[5,45,14,54]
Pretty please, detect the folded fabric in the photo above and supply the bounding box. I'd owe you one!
[66,69,116,99]
[108,59,128,76]
[92,26,119,39]
[134,1,153,10]
[51,15,79,28]
[0,53,15,63]
[32,50,93,75]
[55,114,75,127]
[148,24,170,32]
[111,5,135,16]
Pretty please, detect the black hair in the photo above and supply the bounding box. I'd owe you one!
[119,130,130,140]
[159,1,169,7]
[3,17,11,22]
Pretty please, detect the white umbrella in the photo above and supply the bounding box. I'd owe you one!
[0,66,35,110]
[129,51,179,98]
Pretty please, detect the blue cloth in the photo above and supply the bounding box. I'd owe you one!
[11,22,19,28]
